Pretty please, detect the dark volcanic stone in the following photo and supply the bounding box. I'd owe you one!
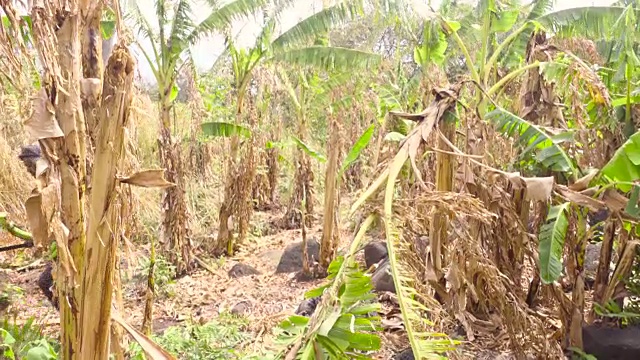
[231,300,251,316]
[295,296,321,317]
[37,263,58,309]
[393,347,414,360]
[228,263,261,278]
[371,259,395,293]
[364,241,388,268]
[582,324,640,360]
[275,238,320,274]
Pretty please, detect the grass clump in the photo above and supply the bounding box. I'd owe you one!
[128,313,253,360]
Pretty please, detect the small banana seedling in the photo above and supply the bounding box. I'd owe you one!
[273,215,382,359]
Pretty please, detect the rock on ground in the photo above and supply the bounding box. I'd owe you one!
[363,241,387,268]
[582,323,640,360]
[393,347,414,360]
[228,263,261,278]
[37,263,57,309]
[275,238,320,274]
[371,259,395,293]
[295,296,321,317]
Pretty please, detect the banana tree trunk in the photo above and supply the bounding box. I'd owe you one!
[279,105,313,230]
[80,0,103,150]
[40,3,87,357]
[428,109,456,298]
[319,114,341,269]
[78,43,135,360]
[158,97,192,275]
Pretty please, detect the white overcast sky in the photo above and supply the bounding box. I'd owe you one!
[132,0,616,85]
[10,0,617,84]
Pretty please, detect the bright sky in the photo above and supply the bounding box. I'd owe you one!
[129,0,617,85]
[9,0,618,84]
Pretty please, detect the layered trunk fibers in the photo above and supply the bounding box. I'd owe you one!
[159,102,192,275]
[45,4,87,357]
[319,114,342,269]
[79,43,135,359]
[279,152,314,229]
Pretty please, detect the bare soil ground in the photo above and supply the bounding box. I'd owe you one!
[0,211,404,359]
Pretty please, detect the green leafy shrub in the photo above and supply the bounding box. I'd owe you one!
[127,313,252,360]
[0,317,58,360]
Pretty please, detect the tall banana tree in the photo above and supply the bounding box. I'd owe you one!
[203,0,381,256]
[127,0,271,273]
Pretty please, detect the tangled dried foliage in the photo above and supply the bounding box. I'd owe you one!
[399,188,563,357]
[0,136,33,220]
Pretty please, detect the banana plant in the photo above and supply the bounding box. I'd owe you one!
[274,215,382,359]
[128,0,274,272]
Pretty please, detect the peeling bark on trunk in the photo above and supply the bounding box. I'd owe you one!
[279,152,314,229]
[79,44,135,359]
[43,3,88,357]
[319,115,341,269]
[80,0,103,151]
[159,102,192,275]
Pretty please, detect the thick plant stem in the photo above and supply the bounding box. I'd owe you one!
[159,100,192,275]
[79,44,135,359]
[46,4,87,357]
[428,109,456,297]
[319,114,341,269]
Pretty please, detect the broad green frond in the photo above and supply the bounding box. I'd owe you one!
[168,0,196,59]
[385,218,455,359]
[538,203,570,284]
[201,122,252,138]
[537,6,633,41]
[602,130,640,192]
[526,0,553,20]
[485,107,577,176]
[271,1,364,53]
[186,0,268,45]
[129,2,159,46]
[273,216,382,359]
[273,46,381,71]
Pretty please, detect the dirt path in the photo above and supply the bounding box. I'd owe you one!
[0,213,402,359]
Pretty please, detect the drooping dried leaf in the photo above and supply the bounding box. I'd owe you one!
[111,312,176,359]
[24,88,63,142]
[117,169,175,188]
[555,186,605,211]
[602,189,629,212]
[569,169,598,191]
[523,176,554,201]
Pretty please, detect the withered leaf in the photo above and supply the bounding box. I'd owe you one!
[117,169,175,188]
[556,186,605,211]
[111,312,176,360]
[523,176,554,201]
[569,169,598,192]
[24,88,63,142]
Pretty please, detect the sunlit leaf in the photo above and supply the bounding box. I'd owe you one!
[201,122,251,138]
[340,124,375,175]
[539,203,570,284]
[601,130,640,192]
[485,107,576,175]
[291,135,326,163]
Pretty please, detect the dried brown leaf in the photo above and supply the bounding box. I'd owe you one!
[523,176,555,201]
[111,312,176,360]
[555,186,605,211]
[117,169,175,188]
[569,169,598,192]
[24,88,63,142]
